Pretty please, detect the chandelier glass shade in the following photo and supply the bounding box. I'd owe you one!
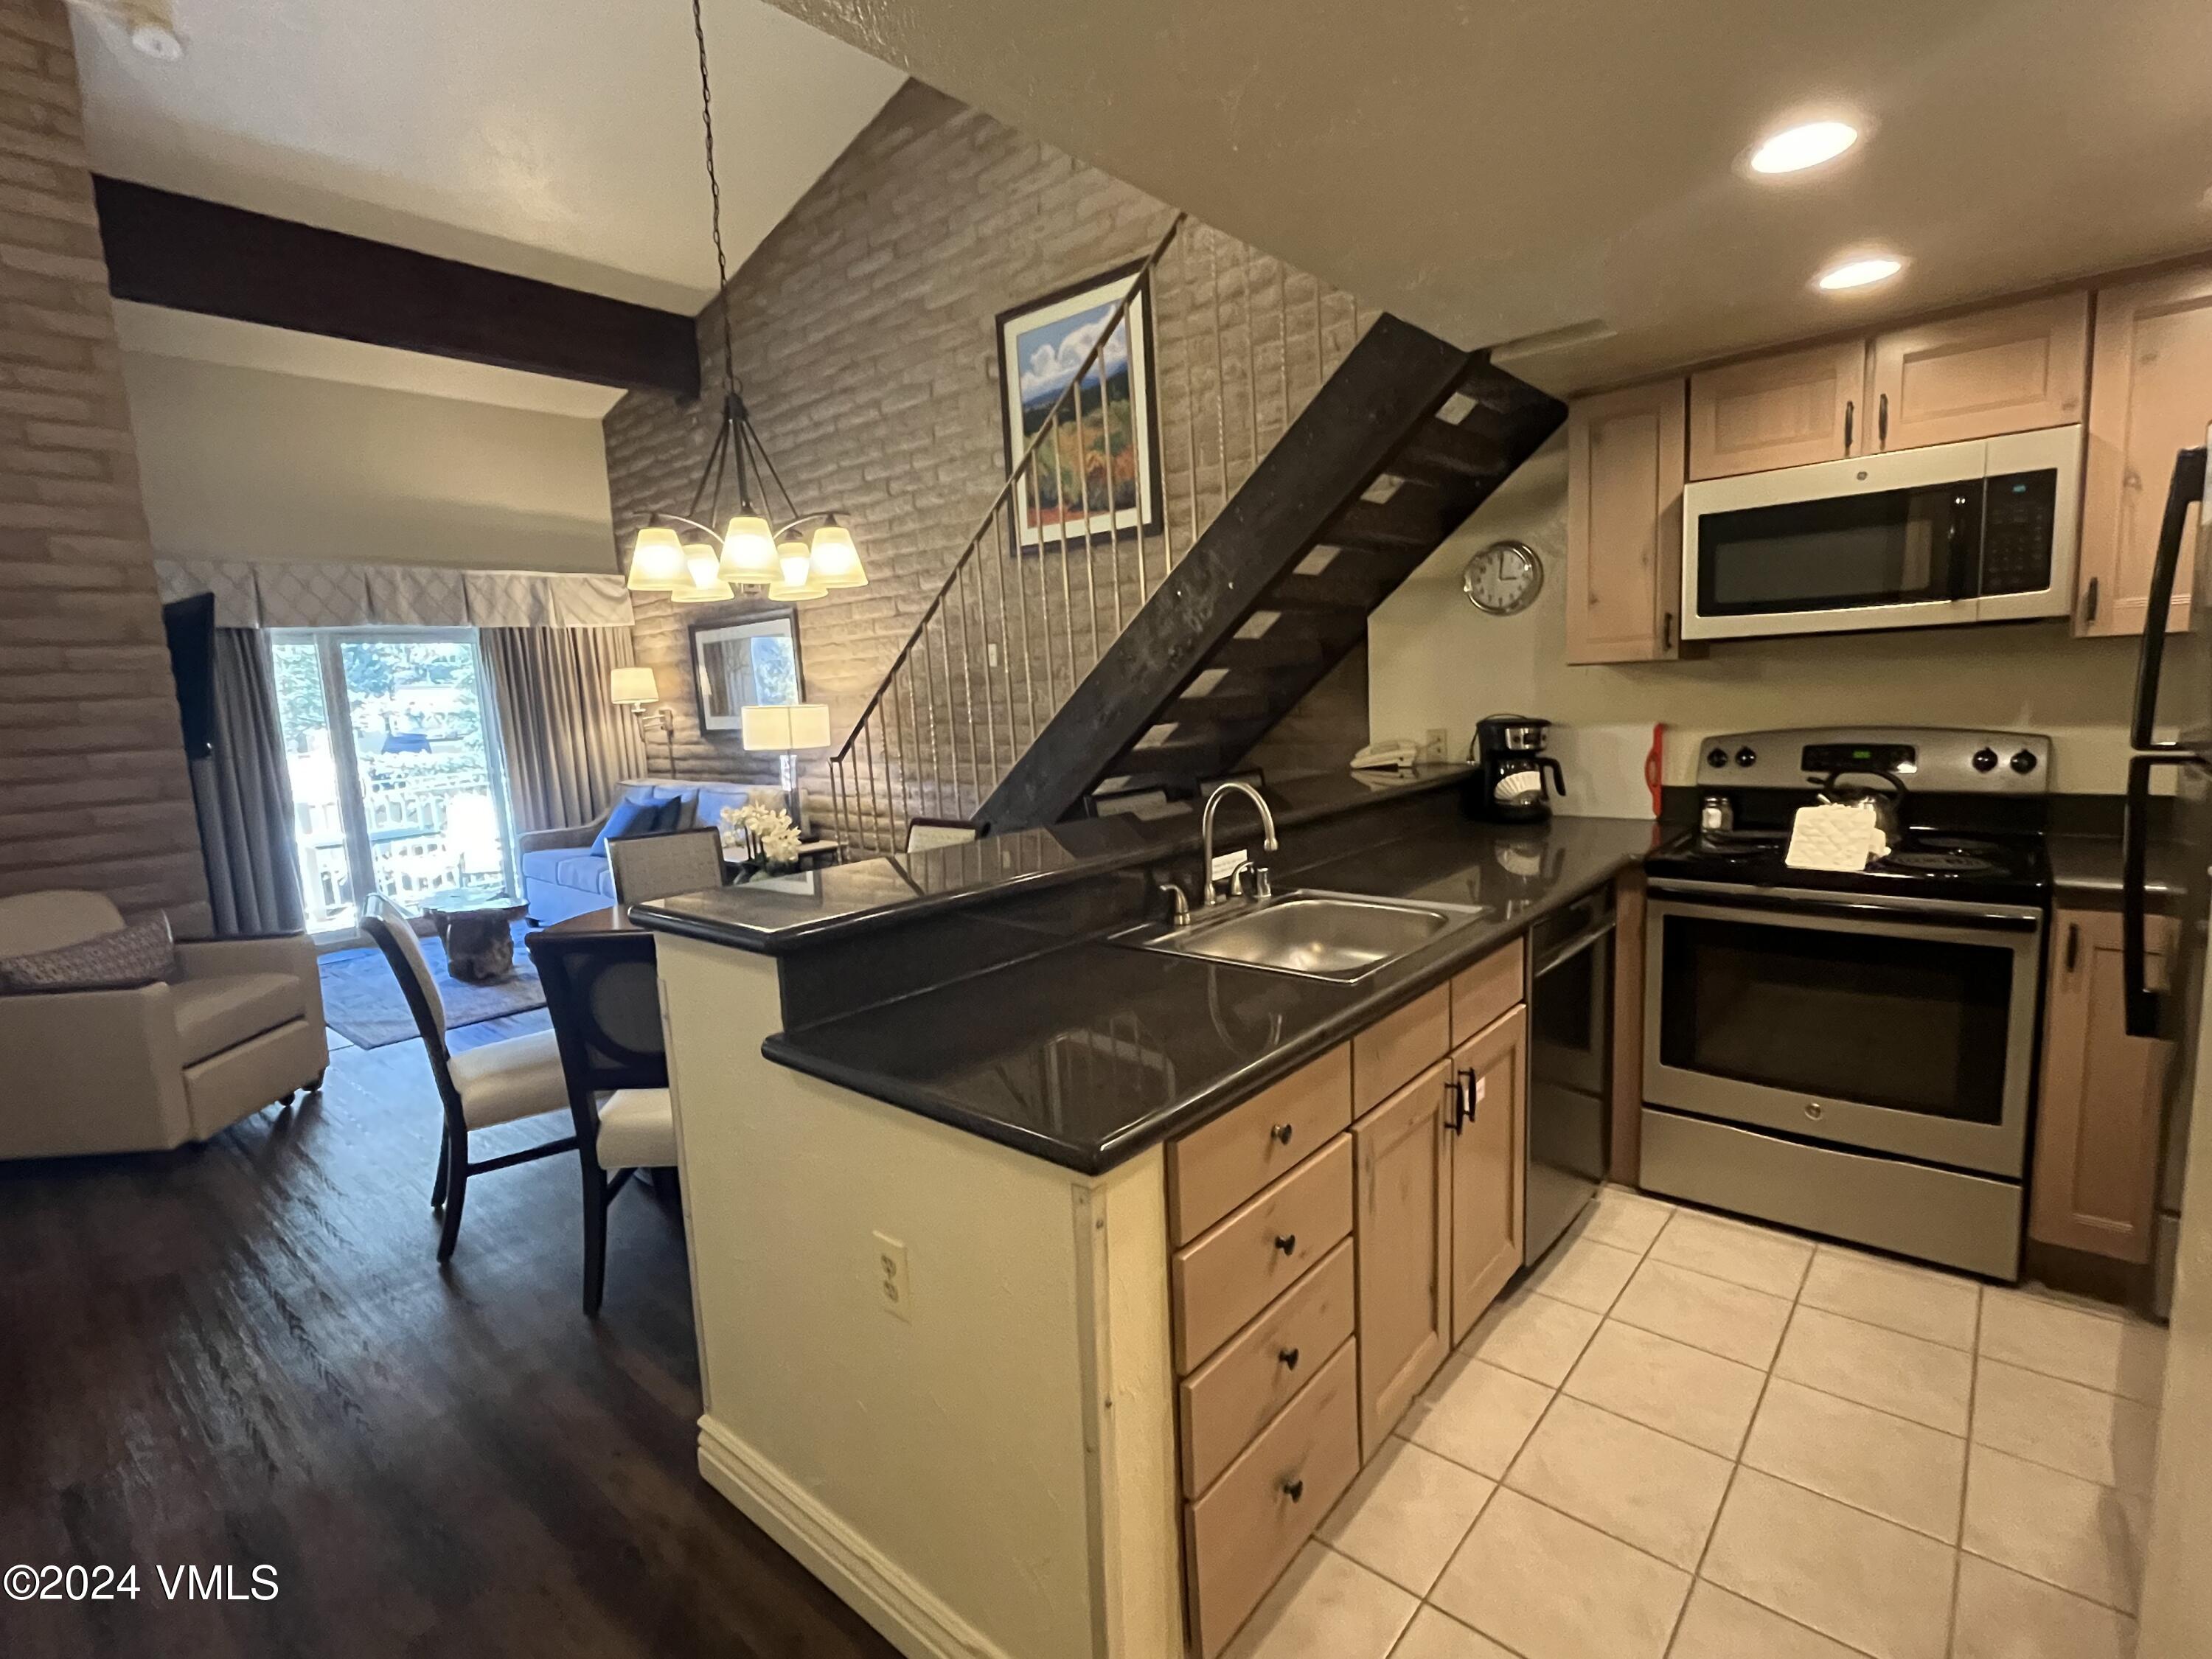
[626,0,865,607]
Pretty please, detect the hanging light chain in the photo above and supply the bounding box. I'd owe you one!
[690,0,739,412]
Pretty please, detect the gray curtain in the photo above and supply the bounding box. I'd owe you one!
[483,627,650,832]
[189,628,305,935]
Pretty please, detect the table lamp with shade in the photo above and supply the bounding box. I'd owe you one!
[610,666,672,767]
[741,703,832,830]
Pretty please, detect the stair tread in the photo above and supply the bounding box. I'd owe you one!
[1266,571,1388,612]
[1209,634,1327,669]
[1389,417,1511,484]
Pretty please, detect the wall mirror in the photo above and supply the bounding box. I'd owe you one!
[689,611,801,733]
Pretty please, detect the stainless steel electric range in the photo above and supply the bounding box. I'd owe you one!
[1640,726,2053,1279]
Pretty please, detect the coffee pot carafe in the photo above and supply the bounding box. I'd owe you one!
[1472,714,1565,823]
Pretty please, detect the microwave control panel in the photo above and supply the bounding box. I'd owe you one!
[1978,469,2059,596]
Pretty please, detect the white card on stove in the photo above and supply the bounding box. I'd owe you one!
[1785,801,1886,872]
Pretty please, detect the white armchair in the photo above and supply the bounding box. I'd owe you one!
[0,891,329,1161]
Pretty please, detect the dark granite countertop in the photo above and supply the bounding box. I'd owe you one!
[633,764,1476,954]
[2048,832,2196,912]
[762,815,1657,1173]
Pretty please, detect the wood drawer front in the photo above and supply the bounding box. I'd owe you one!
[1183,1338,1360,1659]
[1168,1046,1352,1245]
[1450,937,1525,1046]
[1172,1134,1353,1373]
[1178,1238,1355,1498]
[1352,984,1450,1118]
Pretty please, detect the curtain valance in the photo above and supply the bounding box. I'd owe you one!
[153,559,633,631]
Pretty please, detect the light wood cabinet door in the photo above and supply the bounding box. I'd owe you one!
[2031,910,2176,1262]
[2078,267,2212,637]
[1449,1005,1526,1340]
[1865,292,2089,453]
[1687,343,1863,480]
[1565,379,1686,664]
[1352,1058,1453,1455]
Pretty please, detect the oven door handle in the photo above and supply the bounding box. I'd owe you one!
[2129,446,2207,751]
[2121,751,2197,1037]
[1645,882,2043,933]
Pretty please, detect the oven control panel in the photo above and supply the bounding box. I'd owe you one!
[1695,727,2051,794]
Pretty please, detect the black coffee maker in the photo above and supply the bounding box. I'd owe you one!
[1471,714,1566,823]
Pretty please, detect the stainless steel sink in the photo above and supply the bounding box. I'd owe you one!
[1125,890,1492,982]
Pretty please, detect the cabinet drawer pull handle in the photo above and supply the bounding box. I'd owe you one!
[2065,922,2080,973]
[1281,1476,1305,1503]
[1460,1068,1481,1124]
[1273,1233,1298,1256]
[1278,1346,1301,1371]
[1270,1122,1295,1145]
[1877,393,1888,446]
[1843,399,1854,453]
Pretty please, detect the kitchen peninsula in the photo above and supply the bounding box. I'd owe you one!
[633,770,1651,1659]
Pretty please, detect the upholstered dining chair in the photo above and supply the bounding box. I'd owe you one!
[359,895,575,1262]
[524,925,677,1315]
[606,827,723,908]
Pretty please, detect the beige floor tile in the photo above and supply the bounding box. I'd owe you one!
[1503,1394,1732,1568]
[1571,1187,1673,1253]
[1461,1289,1602,1388]
[1702,1467,1957,1659]
[1402,1354,1553,1478]
[1647,1210,1813,1298]
[1799,1245,1981,1351]
[1666,1582,1865,1659]
[1609,1259,1793,1369]
[1318,1439,1495,1596]
[1222,1543,1418,1659]
[1951,1553,2138,1659]
[1740,1377,1966,1541]
[1429,1486,1688,1659]
[1974,1357,2160,1495]
[1524,1231,1643,1313]
[1979,1288,2168,1403]
[1561,1319,1766,1458]
[1772,1306,1972,1434]
[1385,1606,1517,1659]
[1961,1444,2151,1613]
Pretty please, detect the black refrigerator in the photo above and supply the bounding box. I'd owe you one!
[2121,441,2212,1313]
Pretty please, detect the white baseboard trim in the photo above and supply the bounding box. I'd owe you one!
[695,1416,1015,1659]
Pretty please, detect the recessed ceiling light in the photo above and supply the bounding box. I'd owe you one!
[1816,254,1905,292]
[1749,119,1859,175]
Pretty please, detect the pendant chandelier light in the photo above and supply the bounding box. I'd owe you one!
[626,0,866,602]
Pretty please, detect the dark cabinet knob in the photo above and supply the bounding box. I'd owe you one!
[1972,748,1999,773]
[1270,1122,1294,1145]
[1706,746,1728,768]
[1281,1477,1304,1503]
[1273,1233,1297,1256]
[1735,746,1758,768]
[2010,750,2038,774]
[1278,1346,1301,1371]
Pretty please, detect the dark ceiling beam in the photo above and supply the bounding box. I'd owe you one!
[91,176,701,400]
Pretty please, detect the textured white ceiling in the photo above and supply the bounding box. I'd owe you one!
[71,0,905,313]
[771,0,2212,393]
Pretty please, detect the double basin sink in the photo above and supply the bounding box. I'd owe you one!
[1120,888,1495,983]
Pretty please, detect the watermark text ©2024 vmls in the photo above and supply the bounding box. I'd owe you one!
[4,1563,279,1601]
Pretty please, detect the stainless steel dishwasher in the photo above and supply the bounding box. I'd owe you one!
[1526,883,1616,1265]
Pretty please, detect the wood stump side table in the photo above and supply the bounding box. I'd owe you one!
[422,893,529,984]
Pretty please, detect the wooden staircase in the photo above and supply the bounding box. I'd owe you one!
[975,317,1562,830]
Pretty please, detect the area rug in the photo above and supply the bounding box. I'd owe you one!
[321,922,545,1050]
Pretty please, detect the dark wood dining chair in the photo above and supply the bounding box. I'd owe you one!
[525,922,677,1315]
[360,895,576,1262]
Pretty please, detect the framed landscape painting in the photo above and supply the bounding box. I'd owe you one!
[995,261,1164,552]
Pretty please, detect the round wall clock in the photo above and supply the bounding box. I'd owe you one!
[1461,540,1545,616]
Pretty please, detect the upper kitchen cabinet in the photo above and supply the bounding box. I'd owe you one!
[1565,378,1686,664]
[1865,293,2089,453]
[1687,342,1864,480]
[2077,265,2212,637]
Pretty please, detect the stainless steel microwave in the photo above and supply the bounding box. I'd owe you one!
[1680,425,2081,641]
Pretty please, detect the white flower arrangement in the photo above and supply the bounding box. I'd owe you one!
[722,801,803,869]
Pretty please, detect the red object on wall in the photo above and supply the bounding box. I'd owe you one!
[1644,724,1665,817]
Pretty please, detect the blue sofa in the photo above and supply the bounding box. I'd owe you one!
[518,778,783,924]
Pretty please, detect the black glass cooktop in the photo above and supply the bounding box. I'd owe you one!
[1646,827,2050,907]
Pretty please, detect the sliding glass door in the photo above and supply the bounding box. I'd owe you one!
[271,629,516,941]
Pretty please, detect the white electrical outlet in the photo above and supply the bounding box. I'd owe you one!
[987,641,1000,668]
[1425,728,1449,762]
[1209,849,1251,886]
[873,1231,912,1321]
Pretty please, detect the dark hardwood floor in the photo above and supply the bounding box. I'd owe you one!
[0,1011,897,1659]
